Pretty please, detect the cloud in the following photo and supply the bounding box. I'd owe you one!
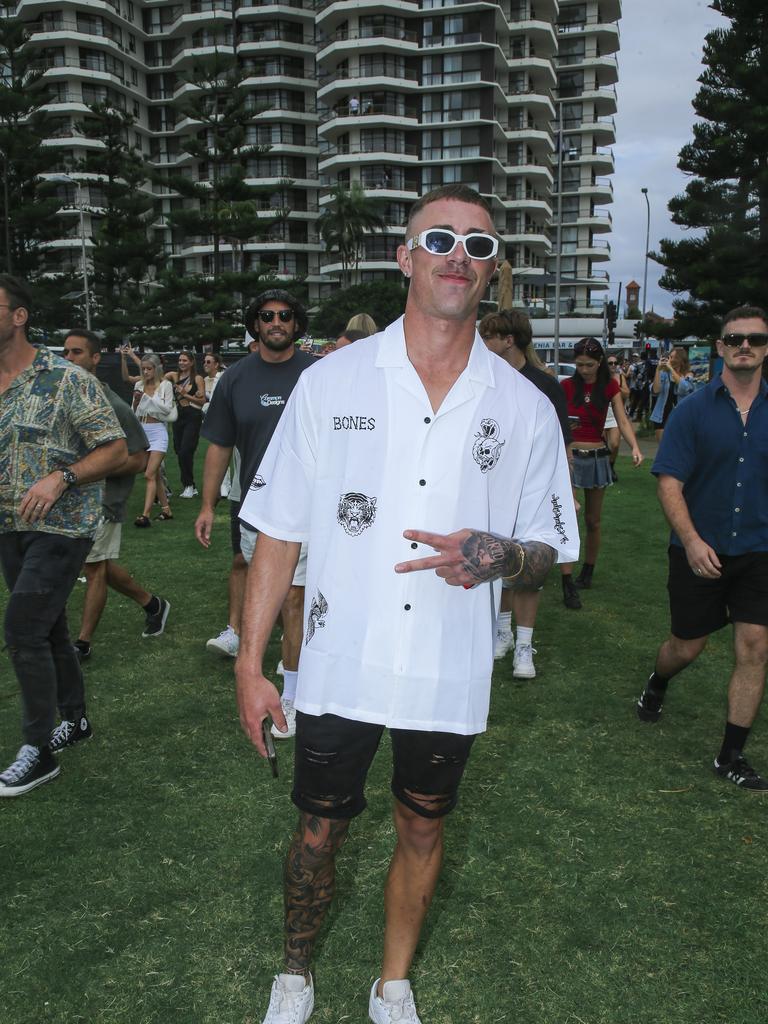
[605,0,727,315]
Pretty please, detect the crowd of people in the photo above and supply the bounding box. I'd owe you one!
[1,184,766,1024]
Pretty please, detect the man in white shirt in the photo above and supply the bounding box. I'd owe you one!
[237,185,579,1024]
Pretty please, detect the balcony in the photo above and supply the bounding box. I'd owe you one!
[317,28,418,60]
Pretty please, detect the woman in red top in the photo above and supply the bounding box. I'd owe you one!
[560,337,644,609]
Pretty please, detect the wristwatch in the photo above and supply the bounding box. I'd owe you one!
[61,468,78,488]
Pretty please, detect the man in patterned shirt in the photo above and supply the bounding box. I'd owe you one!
[0,277,128,797]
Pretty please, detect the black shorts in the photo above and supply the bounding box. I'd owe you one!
[292,712,477,821]
[667,545,768,639]
[229,500,241,555]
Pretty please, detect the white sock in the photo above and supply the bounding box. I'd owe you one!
[282,670,298,703]
[278,973,307,991]
[516,626,533,647]
[497,611,512,635]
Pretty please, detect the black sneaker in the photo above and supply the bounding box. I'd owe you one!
[142,596,170,638]
[74,639,91,661]
[50,716,92,753]
[637,688,664,723]
[0,744,60,797]
[714,755,768,791]
[563,580,582,610]
[573,570,593,590]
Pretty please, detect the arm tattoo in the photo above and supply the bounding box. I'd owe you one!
[461,532,556,590]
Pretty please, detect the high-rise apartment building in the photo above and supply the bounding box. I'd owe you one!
[7,0,620,313]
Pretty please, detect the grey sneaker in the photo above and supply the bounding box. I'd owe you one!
[206,625,239,658]
[261,972,314,1024]
[0,744,60,798]
[369,979,421,1024]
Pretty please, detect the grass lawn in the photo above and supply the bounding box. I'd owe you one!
[1,448,766,1024]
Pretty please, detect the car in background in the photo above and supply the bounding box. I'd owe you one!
[546,361,576,383]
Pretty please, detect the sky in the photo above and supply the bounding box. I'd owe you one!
[608,0,726,317]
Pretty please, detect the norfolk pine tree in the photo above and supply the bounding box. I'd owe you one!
[0,13,65,279]
[77,102,165,345]
[152,52,289,347]
[653,0,768,337]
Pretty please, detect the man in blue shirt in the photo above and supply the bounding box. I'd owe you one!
[637,305,768,790]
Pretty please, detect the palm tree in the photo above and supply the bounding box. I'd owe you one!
[318,182,386,287]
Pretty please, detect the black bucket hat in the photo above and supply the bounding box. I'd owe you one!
[245,289,308,342]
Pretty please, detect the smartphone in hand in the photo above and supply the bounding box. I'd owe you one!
[262,718,278,778]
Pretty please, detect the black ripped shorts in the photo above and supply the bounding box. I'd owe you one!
[292,711,477,821]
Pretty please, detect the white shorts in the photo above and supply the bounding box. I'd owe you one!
[240,526,308,586]
[85,520,122,563]
[604,406,618,430]
[141,421,168,453]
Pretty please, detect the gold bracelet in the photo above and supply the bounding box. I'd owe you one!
[501,542,525,583]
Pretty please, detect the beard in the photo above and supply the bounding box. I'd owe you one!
[260,332,294,352]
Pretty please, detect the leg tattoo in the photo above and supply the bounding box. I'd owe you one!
[283,814,350,973]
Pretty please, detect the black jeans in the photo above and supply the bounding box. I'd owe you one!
[172,407,202,488]
[0,531,93,747]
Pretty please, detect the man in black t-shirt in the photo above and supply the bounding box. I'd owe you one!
[195,291,314,735]
[480,309,572,681]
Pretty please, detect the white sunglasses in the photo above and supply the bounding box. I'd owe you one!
[406,228,499,261]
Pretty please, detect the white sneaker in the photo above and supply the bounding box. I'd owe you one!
[271,697,296,739]
[206,626,239,658]
[179,485,195,498]
[262,972,314,1024]
[512,643,537,679]
[276,660,284,676]
[494,629,514,659]
[369,979,421,1024]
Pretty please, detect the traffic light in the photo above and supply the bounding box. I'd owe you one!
[645,341,652,353]
[606,301,617,331]
[633,321,642,340]
[608,327,615,346]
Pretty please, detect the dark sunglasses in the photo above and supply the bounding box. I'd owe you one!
[607,359,618,366]
[259,309,294,323]
[722,332,768,348]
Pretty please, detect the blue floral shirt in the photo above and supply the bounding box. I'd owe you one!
[0,346,125,539]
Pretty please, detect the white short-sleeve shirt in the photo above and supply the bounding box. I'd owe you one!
[240,317,579,735]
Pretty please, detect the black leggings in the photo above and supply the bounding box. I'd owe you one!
[172,408,202,488]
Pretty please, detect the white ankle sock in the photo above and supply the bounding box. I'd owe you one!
[278,973,307,991]
[516,626,533,647]
[282,670,298,703]
[497,611,512,634]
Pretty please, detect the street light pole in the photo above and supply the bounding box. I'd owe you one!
[553,108,564,375]
[640,187,650,338]
[77,183,92,330]
[49,173,91,329]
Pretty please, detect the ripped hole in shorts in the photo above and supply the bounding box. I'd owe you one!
[303,746,339,767]
[429,751,465,768]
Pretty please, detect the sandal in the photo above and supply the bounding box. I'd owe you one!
[155,506,173,521]
[134,515,151,528]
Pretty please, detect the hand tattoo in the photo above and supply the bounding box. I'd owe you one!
[460,532,556,589]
